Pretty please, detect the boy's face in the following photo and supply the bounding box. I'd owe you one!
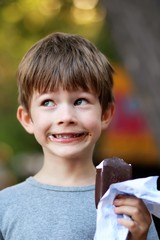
[17,88,114,161]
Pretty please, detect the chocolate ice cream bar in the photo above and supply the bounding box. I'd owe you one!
[95,157,132,208]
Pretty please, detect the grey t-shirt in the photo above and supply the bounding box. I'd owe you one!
[0,177,159,240]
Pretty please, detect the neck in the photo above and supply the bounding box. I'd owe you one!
[34,155,96,187]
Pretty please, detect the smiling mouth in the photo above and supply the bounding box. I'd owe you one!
[48,132,88,140]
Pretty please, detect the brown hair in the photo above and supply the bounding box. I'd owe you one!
[17,32,114,113]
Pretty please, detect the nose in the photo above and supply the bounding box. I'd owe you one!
[56,104,77,125]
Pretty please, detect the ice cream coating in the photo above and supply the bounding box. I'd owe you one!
[95,157,132,208]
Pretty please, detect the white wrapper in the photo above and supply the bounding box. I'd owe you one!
[94,176,160,240]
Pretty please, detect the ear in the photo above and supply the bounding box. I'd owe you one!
[101,103,115,131]
[17,106,34,134]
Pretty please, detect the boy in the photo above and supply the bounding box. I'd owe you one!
[0,32,158,240]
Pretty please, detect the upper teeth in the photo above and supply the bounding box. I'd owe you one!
[54,134,82,139]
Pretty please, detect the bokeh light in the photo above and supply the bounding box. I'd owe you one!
[73,0,98,10]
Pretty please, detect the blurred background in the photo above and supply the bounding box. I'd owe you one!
[0,0,160,233]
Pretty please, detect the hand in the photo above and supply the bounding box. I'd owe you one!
[113,195,151,240]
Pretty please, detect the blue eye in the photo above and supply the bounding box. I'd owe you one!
[74,98,88,106]
[42,100,55,107]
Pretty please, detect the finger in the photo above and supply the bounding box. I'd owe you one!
[114,194,140,207]
[114,195,150,215]
[117,216,150,240]
[114,205,151,223]
[117,216,136,231]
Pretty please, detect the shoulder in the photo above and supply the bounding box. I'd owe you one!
[0,179,30,208]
